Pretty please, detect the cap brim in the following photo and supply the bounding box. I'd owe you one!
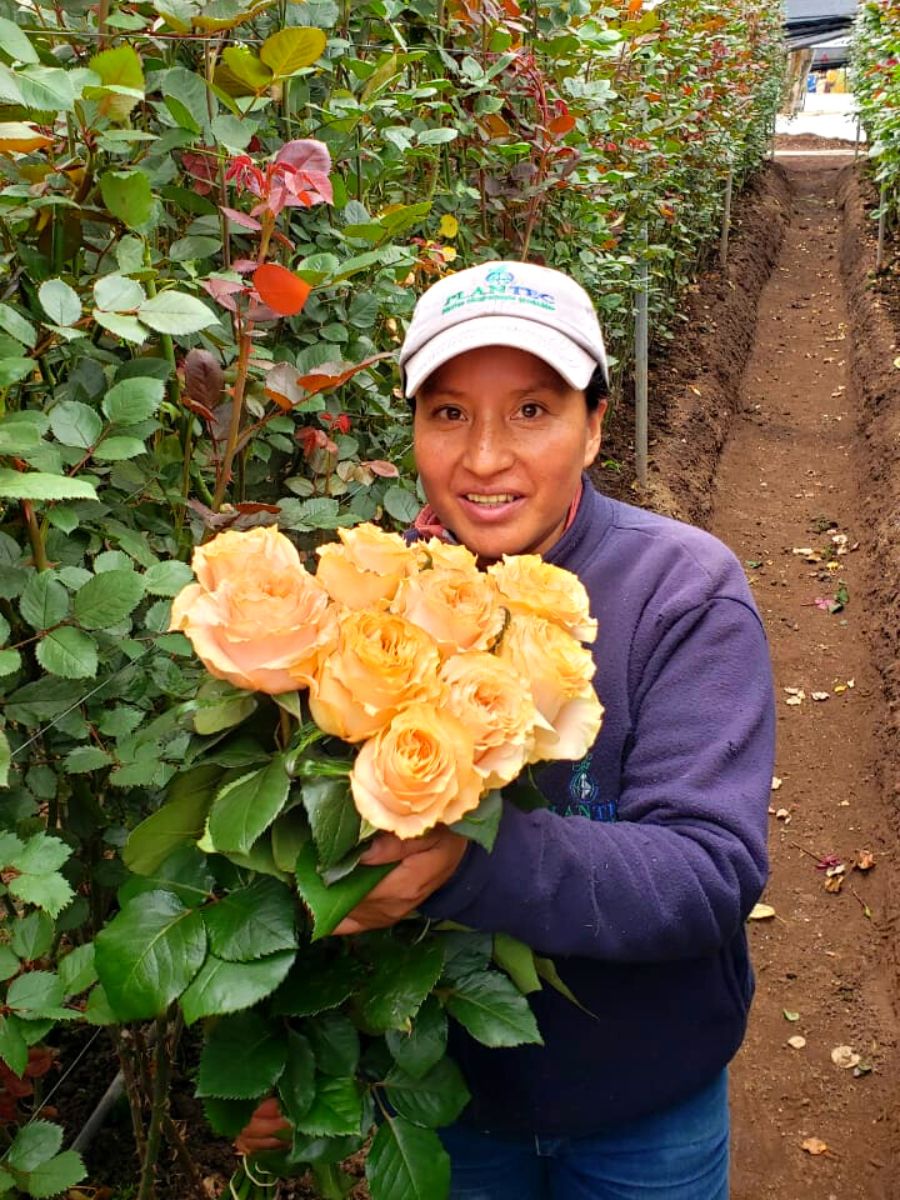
[402,315,599,398]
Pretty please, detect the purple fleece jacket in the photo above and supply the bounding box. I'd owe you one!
[419,480,775,1135]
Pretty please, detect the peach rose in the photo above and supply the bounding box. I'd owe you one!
[488,555,597,643]
[499,615,604,762]
[309,609,443,742]
[170,527,334,694]
[350,703,483,838]
[390,567,504,655]
[413,537,480,575]
[315,523,416,610]
[440,652,543,789]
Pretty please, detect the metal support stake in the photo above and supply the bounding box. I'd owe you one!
[876,182,888,272]
[634,246,649,489]
[719,169,734,271]
[854,117,861,162]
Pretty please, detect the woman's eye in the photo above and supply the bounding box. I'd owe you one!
[520,402,543,418]
[437,405,464,421]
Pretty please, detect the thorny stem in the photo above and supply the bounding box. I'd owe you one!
[136,1013,180,1200]
[22,501,49,571]
[115,1031,148,1161]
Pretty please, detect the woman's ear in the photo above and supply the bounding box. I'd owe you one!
[583,399,607,468]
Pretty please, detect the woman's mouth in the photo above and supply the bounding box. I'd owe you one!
[464,493,519,507]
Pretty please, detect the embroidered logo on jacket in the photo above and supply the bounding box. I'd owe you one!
[559,753,617,822]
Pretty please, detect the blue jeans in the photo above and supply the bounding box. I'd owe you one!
[439,1070,729,1200]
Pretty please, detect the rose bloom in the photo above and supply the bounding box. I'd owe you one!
[350,702,483,838]
[309,610,443,742]
[390,567,504,655]
[440,652,543,789]
[413,537,480,575]
[488,555,597,644]
[315,523,416,610]
[499,615,604,762]
[170,527,334,694]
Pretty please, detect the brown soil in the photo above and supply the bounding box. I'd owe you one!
[602,155,900,1197]
[775,132,860,151]
[59,161,900,1199]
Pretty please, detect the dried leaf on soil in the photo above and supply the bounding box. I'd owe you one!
[811,691,830,701]
[831,1045,860,1070]
[787,1035,807,1049]
[771,776,783,791]
[748,903,776,921]
[783,1009,801,1022]
[801,1137,829,1156]
[854,850,876,871]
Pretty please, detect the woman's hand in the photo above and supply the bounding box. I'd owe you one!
[235,1097,291,1156]
[332,826,467,935]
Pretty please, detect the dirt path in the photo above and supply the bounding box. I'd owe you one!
[708,157,898,1199]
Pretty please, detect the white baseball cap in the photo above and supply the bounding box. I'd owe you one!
[399,261,609,398]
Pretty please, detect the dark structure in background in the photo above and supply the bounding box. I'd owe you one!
[783,0,858,112]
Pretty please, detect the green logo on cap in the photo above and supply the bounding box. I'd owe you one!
[441,267,556,315]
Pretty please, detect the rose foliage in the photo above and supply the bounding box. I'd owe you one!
[90,524,603,1197]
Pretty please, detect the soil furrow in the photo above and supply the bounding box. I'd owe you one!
[713,157,898,1200]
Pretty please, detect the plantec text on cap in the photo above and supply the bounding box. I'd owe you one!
[399,261,609,398]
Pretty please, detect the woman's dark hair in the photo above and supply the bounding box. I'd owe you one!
[584,364,609,412]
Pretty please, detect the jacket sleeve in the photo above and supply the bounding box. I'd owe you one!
[420,597,775,962]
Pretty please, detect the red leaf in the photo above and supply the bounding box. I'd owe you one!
[220,206,263,231]
[263,361,306,409]
[234,502,282,514]
[253,263,311,317]
[275,139,332,176]
[366,459,400,478]
[183,349,224,410]
[548,113,576,135]
[297,352,394,396]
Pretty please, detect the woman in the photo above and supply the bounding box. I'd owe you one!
[242,262,775,1199]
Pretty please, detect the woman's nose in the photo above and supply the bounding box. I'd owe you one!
[461,424,514,475]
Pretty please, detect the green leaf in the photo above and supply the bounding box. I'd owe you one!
[169,235,221,261]
[86,44,144,122]
[93,310,149,343]
[355,937,444,1034]
[270,808,309,873]
[18,66,76,112]
[259,27,327,76]
[0,728,8,788]
[84,984,116,1026]
[385,996,447,1080]
[6,971,66,1019]
[0,358,34,388]
[142,560,194,596]
[36,626,98,679]
[0,302,37,348]
[74,569,145,628]
[49,400,102,449]
[302,777,360,870]
[38,279,81,327]
[202,1096,257,1138]
[208,756,291,855]
[451,789,502,852]
[203,876,297,962]
[137,291,219,335]
[0,868,66,918]
[124,765,220,874]
[94,890,207,1020]
[0,17,39,64]
[21,1150,85,1199]
[10,833,70,876]
[6,1121,62,1172]
[277,1030,316,1124]
[93,273,146,313]
[0,470,99,502]
[444,970,542,1048]
[197,1010,286,1099]
[294,841,393,941]
[102,376,164,425]
[181,950,294,1023]
[416,127,459,146]
[384,1057,470,1128]
[19,572,69,631]
[295,1076,362,1138]
[92,435,148,461]
[492,932,541,995]
[382,484,421,524]
[0,648,21,676]
[216,46,273,94]
[0,419,39,458]
[271,951,360,1018]
[63,746,113,774]
[533,955,591,1013]
[58,944,97,996]
[10,911,53,961]
[100,170,153,229]
[0,1016,28,1077]
[366,1119,449,1200]
[307,1011,359,1076]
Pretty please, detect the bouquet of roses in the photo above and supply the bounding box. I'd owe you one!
[94,522,603,1200]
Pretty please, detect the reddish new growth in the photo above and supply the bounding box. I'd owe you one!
[224,138,333,219]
